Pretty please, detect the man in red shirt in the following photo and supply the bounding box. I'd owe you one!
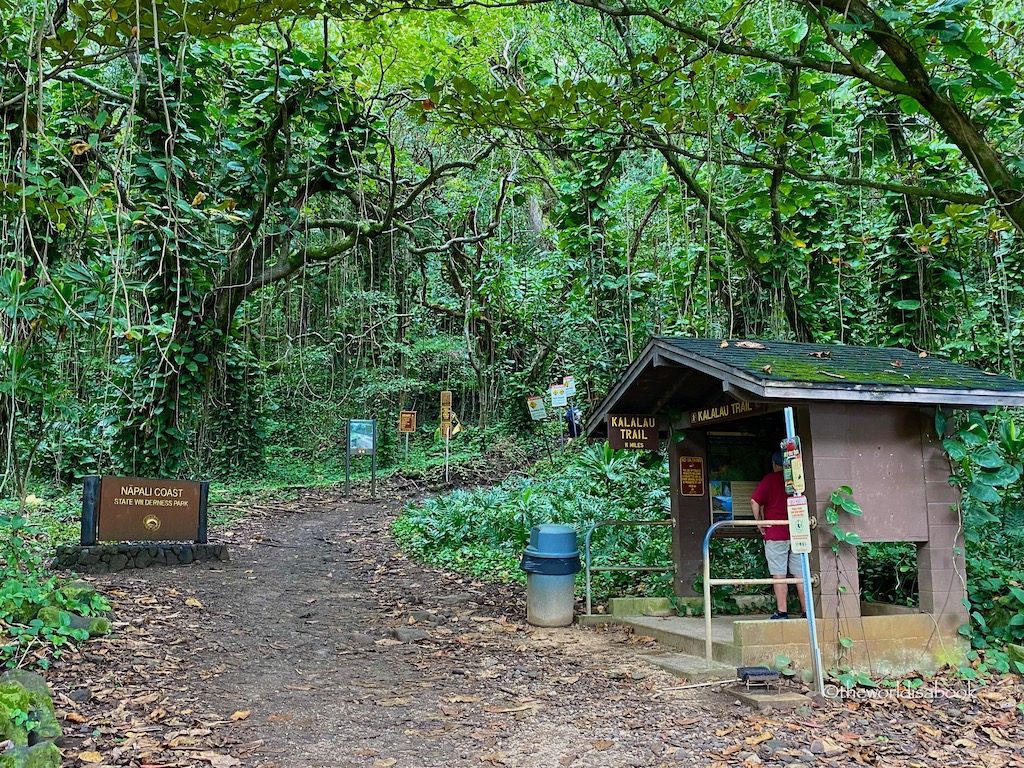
[751,451,806,619]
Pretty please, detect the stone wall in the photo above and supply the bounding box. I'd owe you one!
[55,543,229,573]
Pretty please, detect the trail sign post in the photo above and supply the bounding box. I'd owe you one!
[550,384,568,408]
[782,407,824,698]
[607,414,659,450]
[399,411,417,434]
[527,396,547,420]
[345,419,377,497]
[399,410,416,460]
[440,391,453,483]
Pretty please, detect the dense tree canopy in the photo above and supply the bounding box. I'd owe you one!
[2,0,1023,490]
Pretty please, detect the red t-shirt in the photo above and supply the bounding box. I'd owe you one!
[751,471,789,541]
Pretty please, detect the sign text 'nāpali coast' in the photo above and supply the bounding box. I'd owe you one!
[607,414,660,450]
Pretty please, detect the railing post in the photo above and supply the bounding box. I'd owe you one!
[585,524,595,616]
[582,519,672,616]
[704,541,713,662]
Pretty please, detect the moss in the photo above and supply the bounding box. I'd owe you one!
[0,683,32,746]
[58,582,97,605]
[0,743,61,768]
[0,673,60,745]
[86,617,111,637]
[748,355,967,388]
[33,608,62,628]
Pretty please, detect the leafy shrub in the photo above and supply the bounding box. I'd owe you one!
[940,408,1024,674]
[0,515,110,670]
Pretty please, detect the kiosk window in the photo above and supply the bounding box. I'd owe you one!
[707,433,762,522]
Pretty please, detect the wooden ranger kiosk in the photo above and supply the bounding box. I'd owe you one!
[585,337,1024,671]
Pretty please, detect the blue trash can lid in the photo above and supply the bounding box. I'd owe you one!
[525,524,578,558]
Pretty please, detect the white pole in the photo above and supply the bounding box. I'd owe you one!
[784,407,826,698]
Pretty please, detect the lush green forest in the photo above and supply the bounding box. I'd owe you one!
[3,0,1024,675]
[4,0,1024,490]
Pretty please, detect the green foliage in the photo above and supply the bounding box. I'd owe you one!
[824,485,864,553]
[859,542,918,606]
[393,442,673,600]
[940,409,1024,674]
[0,516,110,670]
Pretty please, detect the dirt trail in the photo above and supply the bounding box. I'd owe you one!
[47,485,1024,768]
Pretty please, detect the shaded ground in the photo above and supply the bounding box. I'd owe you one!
[46,480,1024,768]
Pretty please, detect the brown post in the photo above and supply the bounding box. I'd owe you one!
[670,428,709,596]
[917,410,968,632]
[805,404,862,619]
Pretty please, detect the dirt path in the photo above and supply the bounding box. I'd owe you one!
[46,485,1024,768]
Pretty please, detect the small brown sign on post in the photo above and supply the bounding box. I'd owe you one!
[97,476,202,542]
[607,414,659,450]
[679,456,706,496]
[399,410,417,434]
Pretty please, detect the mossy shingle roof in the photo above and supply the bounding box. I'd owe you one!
[660,337,1024,394]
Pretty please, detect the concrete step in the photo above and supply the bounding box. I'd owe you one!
[615,615,743,665]
[645,652,737,683]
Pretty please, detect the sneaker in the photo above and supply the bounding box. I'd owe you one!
[770,611,789,620]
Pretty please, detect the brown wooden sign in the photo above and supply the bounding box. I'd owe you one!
[688,399,765,428]
[399,410,417,434]
[679,456,706,496]
[97,476,201,542]
[607,414,659,450]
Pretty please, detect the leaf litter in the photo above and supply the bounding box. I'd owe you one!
[41,475,1024,768]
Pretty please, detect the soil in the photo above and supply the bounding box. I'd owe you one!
[44,480,1024,768]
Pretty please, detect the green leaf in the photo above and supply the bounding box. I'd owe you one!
[943,438,968,461]
[893,299,921,310]
[972,447,1004,469]
[967,482,1000,503]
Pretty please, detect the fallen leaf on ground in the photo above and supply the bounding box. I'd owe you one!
[482,702,538,713]
[199,754,241,768]
[745,730,773,745]
[230,710,250,721]
[185,597,204,609]
[592,740,614,751]
[376,697,411,707]
[79,753,103,764]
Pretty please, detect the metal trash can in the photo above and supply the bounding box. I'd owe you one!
[520,524,581,627]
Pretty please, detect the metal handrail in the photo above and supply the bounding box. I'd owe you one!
[584,519,674,615]
[702,519,809,662]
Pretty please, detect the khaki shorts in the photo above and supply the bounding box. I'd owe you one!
[764,540,803,577]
